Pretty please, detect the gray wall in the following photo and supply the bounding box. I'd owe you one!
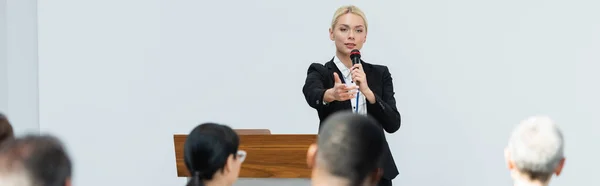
[36,0,600,186]
[0,0,39,135]
[0,0,7,113]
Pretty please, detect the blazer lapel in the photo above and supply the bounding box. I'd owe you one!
[325,59,347,84]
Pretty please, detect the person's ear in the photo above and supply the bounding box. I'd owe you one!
[367,168,383,186]
[306,143,318,169]
[224,154,235,173]
[329,28,335,41]
[504,148,515,170]
[65,177,72,186]
[555,158,566,176]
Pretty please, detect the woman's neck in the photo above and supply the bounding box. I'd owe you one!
[203,178,230,186]
[335,51,353,69]
[514,180,547,186]
[512,172,549,186]
[311,168,356,186]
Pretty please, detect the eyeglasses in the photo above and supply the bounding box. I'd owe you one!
[237,150,247,163]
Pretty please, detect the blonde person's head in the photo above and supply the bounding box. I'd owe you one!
[330,5,368,32]
[329,5,369,57]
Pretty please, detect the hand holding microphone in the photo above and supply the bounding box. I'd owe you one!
[324,49,371,103]
[350,50,370,93]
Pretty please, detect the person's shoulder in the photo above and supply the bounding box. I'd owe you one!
[309,58,334,67]
[306,62,330,76]
[307,58,335,72]
[307,62,326,70]
[362,60,390,73]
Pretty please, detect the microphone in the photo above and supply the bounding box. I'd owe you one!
[349,49,361,84]
[349,49,361,113]
[350,49,361,66]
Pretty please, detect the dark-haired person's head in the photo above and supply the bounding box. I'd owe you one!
[184,123,245,186]
[307,111,385,186]
[0,134,72,186]
[0,113,15,145]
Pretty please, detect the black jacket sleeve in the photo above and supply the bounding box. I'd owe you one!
[366,66,401,133]
[302,63,329,110]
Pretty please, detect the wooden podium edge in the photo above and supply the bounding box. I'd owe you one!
[173,131,317,178]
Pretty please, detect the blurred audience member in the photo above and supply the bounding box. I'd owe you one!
[0,113,15,145]
[505,116,566,186]
[184,123,245,186]
[307,111,385,186]
[0,134,72,186]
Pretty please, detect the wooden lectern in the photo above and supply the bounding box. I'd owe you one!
[173,129,317,178]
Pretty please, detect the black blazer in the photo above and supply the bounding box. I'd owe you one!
[302,58,401,180]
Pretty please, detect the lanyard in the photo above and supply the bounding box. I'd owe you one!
[355,91,360,113]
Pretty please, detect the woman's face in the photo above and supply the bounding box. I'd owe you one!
[330,13,367,56]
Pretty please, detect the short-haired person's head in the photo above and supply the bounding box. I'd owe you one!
[184,123,245,186]
[329,5,368,57]
[307,111,385,186]
[0,134,72,186]
[505,116,565,184]
[0,160,33,186]
[0,113,15,145]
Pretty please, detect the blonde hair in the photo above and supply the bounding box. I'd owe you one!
[330,5,368,31]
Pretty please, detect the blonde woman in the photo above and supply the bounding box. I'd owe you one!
[302,5,401,186]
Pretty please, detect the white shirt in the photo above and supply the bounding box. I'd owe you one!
[333,55,367,115]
